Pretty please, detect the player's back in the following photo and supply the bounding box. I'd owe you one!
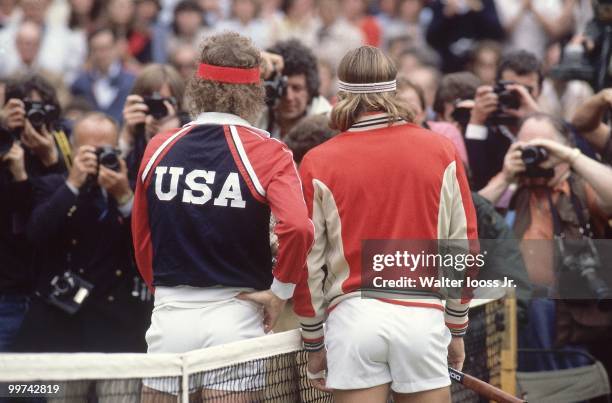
[135,123,272,290]
[299,119,474,289]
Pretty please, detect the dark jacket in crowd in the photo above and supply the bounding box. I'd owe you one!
[13,174,151,353]
[464,126,512,191]
[70,67,136,125]
[472,192,531,303]
[0,170,34,295]
[426,0,505,73]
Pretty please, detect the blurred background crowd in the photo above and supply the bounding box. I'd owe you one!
[1,0,612,396]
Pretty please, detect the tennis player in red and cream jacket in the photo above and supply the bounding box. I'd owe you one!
[293,46,478,403]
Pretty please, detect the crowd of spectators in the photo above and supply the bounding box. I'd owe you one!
[1,0,612,390]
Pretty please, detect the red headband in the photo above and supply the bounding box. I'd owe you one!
[197,63,260,84]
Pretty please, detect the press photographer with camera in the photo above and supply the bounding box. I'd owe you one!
[465,50,543,191]
[0,74,71,178]
[0,137,34,352]
[484,113,612,372]
[13,112,151,353]
[257,39,332,139]
[119,64,188,187]
[480,114,612,211]
[571,88,612,164]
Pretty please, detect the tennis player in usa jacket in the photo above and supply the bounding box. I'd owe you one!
[132,32,313,399]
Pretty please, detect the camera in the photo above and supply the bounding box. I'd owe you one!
[550,0,612,91]
[143,94,176,120]
[493,80,520,110]
[95,146,121,172]
[84,146,121,191]
[0,125,16,158]
[557,238,612,311]
[264,73,288,108]
[24,100,59,130]
[486,81,521,126]
[521,145,554,178]
[39,270,94,314]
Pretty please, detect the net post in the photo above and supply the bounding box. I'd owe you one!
[500,288,518,396]
[181,361,189,403]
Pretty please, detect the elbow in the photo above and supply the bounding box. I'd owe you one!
[283,216,314,249]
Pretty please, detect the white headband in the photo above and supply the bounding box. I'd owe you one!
[337,80,397,94]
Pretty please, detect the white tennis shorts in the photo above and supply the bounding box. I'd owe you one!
[144,297,265,394]
[325,298,452,393]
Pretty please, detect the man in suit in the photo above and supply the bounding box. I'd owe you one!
[71,28,136,125]
[13,112,151,354]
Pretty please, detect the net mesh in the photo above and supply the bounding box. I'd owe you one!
[0,297,505,403]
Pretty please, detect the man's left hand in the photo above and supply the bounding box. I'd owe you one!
[527,138,580,168]
[237,289,286,333]
[98,158,132,204]
[307,349,331,393]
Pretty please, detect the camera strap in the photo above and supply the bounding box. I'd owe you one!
[546,177,594,240]
[54,130,72,170]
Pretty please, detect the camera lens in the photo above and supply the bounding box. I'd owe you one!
[100,152,120,171]
[27,109,46,129]
[95,146,121,173]
[521,146,548,166]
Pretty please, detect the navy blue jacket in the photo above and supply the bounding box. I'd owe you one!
[133,113,313,299]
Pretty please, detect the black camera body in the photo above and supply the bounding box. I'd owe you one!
[487,81,521,126]
[264,73,288,108]
[95,146,121,172]
[550,0,612,91]
[24,100,59,130]
[83,146,121,191]
[558,238,612,311]
[40,270,94,314]
[493,80,520,110]
[143,94,176,120]
[521,145,554,178]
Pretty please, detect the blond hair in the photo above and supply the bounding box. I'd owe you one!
[186,32,265,123]
[330,46,414,132]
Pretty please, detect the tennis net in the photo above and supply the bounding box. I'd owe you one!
[0,295,507,403]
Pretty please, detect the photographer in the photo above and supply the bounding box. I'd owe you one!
[119,64,188,187]
[485,113,612,371]
[0,139,33,352]
[481,113,612,211]
[13,112,151,353]
[257,40,332,139]
[571,88,612,164]
[466,50,543,191]
[0,74,71,178]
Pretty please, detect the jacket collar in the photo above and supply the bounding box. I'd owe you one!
[193,112,252,127]
[191,112,270,137]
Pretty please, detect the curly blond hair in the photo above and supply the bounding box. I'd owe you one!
[186,32,265,124]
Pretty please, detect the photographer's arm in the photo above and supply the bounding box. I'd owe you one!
[26,177,78,244]
[478,142,525,204]
[1,143,32,212]
[571,89,612,151]
[568,152,612,214]
[529,138,612,214]
[27,146,98,243]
